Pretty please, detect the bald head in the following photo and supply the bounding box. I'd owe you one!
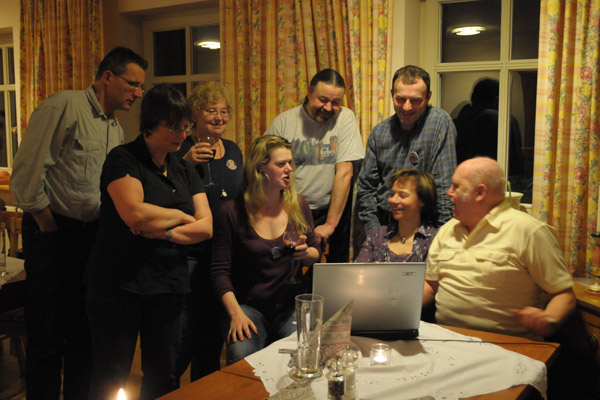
[447,157,506,231]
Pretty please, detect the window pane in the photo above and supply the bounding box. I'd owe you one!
[0,50,4,84]
[511,0,540,60]
[191,25,220,75]
[440,71,500,164]
[7,47,14,84]
[508,70,537,203]
[153,30,186,77]
[9,91,17,166]
[441,0,501,63]
[156,83,187,99]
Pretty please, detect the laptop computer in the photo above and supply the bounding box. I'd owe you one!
[312,262,425,340]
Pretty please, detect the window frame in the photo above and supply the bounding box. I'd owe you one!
[0,41,17,170]
[142,8,220,95]
[421,0,538,196]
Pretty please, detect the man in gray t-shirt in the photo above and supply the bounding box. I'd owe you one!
[265,69,364,262]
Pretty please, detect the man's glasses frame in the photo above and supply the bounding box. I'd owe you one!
[112,72,145,95]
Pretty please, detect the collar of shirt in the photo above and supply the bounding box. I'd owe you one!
[392,105,432,136]
[85,86,119,125]
[131,133,184,176]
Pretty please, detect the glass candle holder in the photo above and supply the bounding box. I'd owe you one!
[370,343,391,366]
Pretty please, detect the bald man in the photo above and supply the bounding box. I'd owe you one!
[423,157,575,339]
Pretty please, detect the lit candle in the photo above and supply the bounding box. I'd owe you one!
[117,388,127,400]
[369,343,391,366]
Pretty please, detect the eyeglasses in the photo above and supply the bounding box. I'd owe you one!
[203,108,230,117]
[113,73,144,94]
[166,123,194,135]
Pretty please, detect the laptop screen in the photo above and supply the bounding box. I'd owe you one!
[312,262,425,338]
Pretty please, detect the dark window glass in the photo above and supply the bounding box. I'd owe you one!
[7,47,14,84]
[441,0,501,63]
[191,25,220,75]
[508,70,537,203]
[0,50,4,84]
[511,0,540,59]
[153,30,186,77]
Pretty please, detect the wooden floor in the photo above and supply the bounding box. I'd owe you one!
[0,336,193,400]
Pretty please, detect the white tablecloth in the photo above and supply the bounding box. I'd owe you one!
[246,322,547,400]
[0,257,25,289]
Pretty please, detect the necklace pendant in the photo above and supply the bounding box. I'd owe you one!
[220,188,228,199]
[400,237,407,244]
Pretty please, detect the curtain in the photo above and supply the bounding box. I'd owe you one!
[20,0,104,132]
[533,0,600,276]
[220,0,392,154]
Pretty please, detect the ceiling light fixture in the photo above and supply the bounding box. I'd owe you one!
[451,26,486,36]
[196,41,220,49]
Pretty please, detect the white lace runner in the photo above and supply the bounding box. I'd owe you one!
[246,322,548,400]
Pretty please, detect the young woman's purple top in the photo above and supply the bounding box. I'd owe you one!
[210,195,319,307]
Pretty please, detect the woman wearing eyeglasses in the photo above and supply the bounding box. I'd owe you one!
[210,135,321,364]
[172,82,244,382]
[85,84,212,400]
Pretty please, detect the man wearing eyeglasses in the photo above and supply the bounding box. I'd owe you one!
[265,69,364,263]
[11,46,147,400]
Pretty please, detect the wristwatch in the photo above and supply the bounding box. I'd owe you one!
[166,229,173,241]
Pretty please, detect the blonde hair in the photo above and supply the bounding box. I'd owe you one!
[187,81,232,112]
[241,135,310,234]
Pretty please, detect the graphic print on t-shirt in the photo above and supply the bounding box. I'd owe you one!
[290,136,338,166]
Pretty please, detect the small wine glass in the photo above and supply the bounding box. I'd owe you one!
[282,230,301,284]
[195,132,219,160]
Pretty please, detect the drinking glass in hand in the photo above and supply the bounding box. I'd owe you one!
[195,133,218,160]
[283,230,301,284]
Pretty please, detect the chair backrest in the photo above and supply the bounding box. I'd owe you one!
[0,211,23,257]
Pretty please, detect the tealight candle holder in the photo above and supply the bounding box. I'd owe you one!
[370,343,391,366]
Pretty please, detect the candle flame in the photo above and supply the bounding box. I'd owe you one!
[117,388,127,400]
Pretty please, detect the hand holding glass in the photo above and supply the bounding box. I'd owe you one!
[282,230,301,284]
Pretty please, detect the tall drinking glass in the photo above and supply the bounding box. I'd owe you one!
[291,293,324,380]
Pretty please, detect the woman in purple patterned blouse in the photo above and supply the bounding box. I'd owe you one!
[356,169,439,262]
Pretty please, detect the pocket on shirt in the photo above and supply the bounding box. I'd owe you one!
[66,138,103,190]
[473,250,512,286]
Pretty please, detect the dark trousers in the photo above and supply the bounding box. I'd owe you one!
[86,287,184,400]
[174,257,223,383]
[22,212,97,400]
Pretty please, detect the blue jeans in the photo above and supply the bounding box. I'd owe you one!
[220,303,296,365]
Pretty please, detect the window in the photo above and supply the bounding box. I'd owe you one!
[0,40,17,169]
[423,0,540,204]
[143,9,220,98]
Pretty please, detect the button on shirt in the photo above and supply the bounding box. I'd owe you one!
[11,87,123,222]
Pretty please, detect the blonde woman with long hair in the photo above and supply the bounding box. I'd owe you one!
[210,135,320,364]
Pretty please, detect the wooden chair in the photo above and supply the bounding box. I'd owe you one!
[0,210,24,258]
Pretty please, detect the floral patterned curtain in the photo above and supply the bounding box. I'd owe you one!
[533,0,600,276]
[220,0,392,154]
[20,0,104,132]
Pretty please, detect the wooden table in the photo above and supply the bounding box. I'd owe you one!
[159,325,559,400]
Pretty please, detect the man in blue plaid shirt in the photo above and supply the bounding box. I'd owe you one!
[357,65,457,234]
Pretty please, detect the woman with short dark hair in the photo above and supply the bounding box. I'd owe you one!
[86,84,212,399]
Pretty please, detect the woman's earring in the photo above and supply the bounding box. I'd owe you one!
[262,172,270,185]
